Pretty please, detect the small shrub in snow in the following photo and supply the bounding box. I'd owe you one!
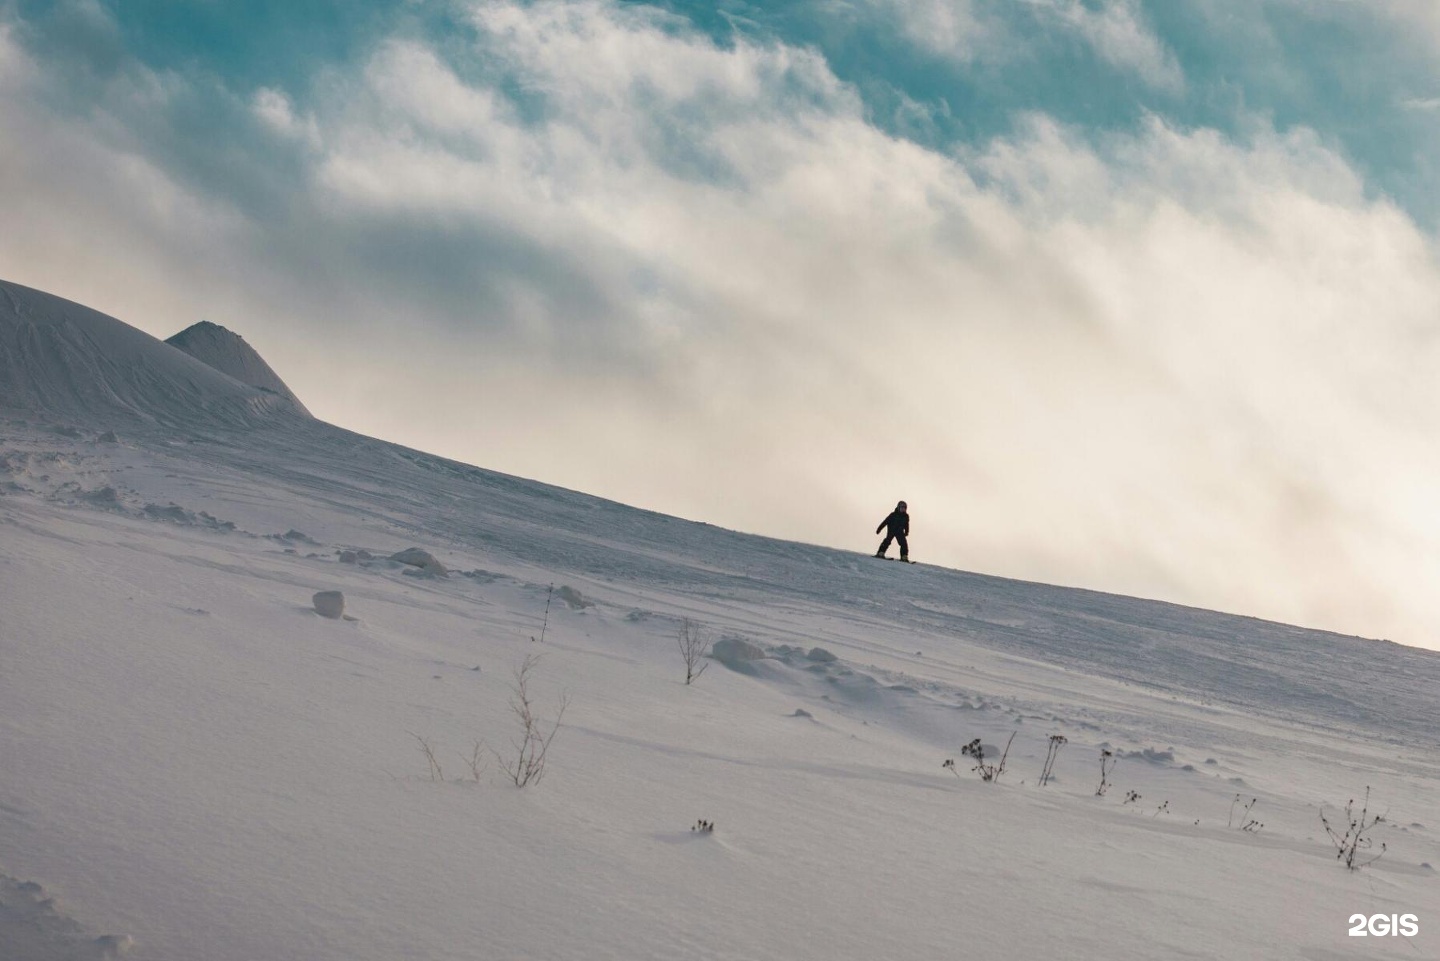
[945,733,1015,783]
[677,618,710,685]
[692,819,715,833]
[1320,787,1386,871]
[495,653,568,787]
[1152,801,1169,818]
[1096,749,1116,796]
[1039,734,1067,786]
[1123,790,1141,805]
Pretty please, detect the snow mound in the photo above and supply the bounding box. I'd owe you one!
[0,279,306,427]
[165,321,310,415]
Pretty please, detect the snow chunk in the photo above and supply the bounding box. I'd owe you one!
[82,487,122,507]
[806,647,838,663]
[1123,747,1176,765]
[389,548,448,576]
[313,591,345,619]
[144,504,192,524]
[555,585,593,609]
[711,637,765,665]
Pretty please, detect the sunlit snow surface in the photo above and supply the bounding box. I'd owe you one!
[1,282,1437,959]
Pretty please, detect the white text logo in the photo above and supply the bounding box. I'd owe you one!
[1348,914,1419,937]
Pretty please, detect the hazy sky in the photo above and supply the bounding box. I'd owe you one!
[3,0,1439,649]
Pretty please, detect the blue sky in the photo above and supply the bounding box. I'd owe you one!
[3,0,1440,648]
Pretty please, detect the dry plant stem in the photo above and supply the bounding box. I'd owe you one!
[678,618,709,685]
[410,733,444,782]
[533,584,554,643]
[994,732,1015,782]
[495,653,569,787]
[1096,750,1116,796]
[1040,734,1066,786]
[463,740,488,781]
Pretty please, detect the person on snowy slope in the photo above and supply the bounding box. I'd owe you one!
[875,501,909,561]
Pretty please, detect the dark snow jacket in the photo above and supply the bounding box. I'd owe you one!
[876,509,909,537]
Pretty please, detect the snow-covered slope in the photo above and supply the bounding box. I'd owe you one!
[165,321,311,416]
[1,283,1436,961]
[0,279,306,427]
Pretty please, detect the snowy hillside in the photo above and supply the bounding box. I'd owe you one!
[1,281,1436,960]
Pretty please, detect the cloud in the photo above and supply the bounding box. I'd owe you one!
[1035,0,1184,93]
[872,0,1181,92]
[880,0,992,62]
[2,1,1440,647]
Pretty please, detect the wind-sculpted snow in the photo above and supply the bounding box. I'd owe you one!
[0,280,306,427]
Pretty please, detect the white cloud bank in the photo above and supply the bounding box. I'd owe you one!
[2,1,1439,647]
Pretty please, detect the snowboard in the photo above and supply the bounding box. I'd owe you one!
[873,555,915,564]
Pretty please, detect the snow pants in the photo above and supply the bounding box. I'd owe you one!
[877,532,908,558]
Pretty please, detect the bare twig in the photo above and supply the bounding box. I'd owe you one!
[532,584,554,643]
[410,732,444,782]
[677,618,710,685]
[462,740,488,781]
